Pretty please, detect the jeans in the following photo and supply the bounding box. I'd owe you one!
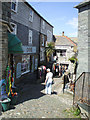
[45,82,52,94]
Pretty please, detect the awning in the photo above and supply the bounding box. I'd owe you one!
[8,33,23,54]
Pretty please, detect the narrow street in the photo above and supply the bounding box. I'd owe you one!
[0,77,75,118]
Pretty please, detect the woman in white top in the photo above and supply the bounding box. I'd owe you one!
[45,68,53,95]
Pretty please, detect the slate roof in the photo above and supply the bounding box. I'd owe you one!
[69,37,78,43]
[55,35,77,47]
[74,0,90,8]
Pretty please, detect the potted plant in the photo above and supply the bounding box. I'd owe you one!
[0,98,11,111]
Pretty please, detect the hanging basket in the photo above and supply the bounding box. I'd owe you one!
[0,98,11,111]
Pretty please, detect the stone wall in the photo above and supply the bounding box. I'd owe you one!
[77,7,89,79]
[0,2,11,79]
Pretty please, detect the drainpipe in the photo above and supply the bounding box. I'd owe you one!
[38,18,41,66]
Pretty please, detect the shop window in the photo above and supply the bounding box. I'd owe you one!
[11,0,18,12]
[28,30,32,45]
[21,55,30,74]
[29,9,33,22]
[11,23,17,35]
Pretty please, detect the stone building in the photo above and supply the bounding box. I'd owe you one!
[75,0,90,78]
[74,0,90,118]
[0,2,12,79]
[54,32,77,72]
[10,0,53,82]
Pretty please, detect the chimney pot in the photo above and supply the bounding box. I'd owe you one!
[62,31,64,36]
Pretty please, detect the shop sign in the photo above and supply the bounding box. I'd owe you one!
[22,46,36,54]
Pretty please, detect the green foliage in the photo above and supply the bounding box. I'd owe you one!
[74,108,81,116]
[46,42,55,57]
[63,107,81,118]
[45,42,55,62]
[69,56,78,63]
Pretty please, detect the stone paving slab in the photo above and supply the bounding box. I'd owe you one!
[0,77,74,118]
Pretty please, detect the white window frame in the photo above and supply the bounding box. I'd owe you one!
[42,35,45,46]
[47,30,52,42]
[11,22,17,35]
[11,0,18,13]
[42,20,45,29]
[29,9,33,22]
[28,30,32,45]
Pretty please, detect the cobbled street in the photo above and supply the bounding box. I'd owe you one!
[1,77,74,118]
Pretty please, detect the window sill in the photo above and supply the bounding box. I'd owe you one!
[11,9,17,13]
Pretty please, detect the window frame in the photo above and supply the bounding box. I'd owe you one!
[11,22,17,35]
[11,0,18,13]
[47,30,52,42]
[42,35,45,46]
[21,55,30,75]
[28,30,33,45]
[29,9,33,22]
[42,20,45,29]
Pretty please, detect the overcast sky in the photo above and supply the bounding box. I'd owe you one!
[26,1,82,37]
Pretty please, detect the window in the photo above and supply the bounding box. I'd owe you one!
[21,55,30,74]
[11,0,18,12]
[29,9,33,22]
[47,30,52,42]
[16,63,21,78]
[42,20,45,29]
[11,23,17,35]
[40,48,45,61]
[60,50,66,57]
[42,35,45,46]
[29,30,32,45]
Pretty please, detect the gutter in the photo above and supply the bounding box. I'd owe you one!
[74,1,90,9]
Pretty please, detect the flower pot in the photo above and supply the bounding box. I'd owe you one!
[1,98,11,111]
[10,95,18,105]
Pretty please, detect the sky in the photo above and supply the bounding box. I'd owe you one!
[27,1,81,37]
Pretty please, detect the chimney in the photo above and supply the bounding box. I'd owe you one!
[62,31,64,36]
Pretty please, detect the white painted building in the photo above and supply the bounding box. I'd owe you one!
[54,32,77,72]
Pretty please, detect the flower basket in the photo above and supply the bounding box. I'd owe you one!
[0,98,11,111]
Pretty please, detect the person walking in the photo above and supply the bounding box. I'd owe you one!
[45,68,53,95]
[62,69,69,93]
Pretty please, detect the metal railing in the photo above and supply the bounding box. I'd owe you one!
[74,72,90,106]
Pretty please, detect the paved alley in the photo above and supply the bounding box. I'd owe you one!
[1,77,74,118]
